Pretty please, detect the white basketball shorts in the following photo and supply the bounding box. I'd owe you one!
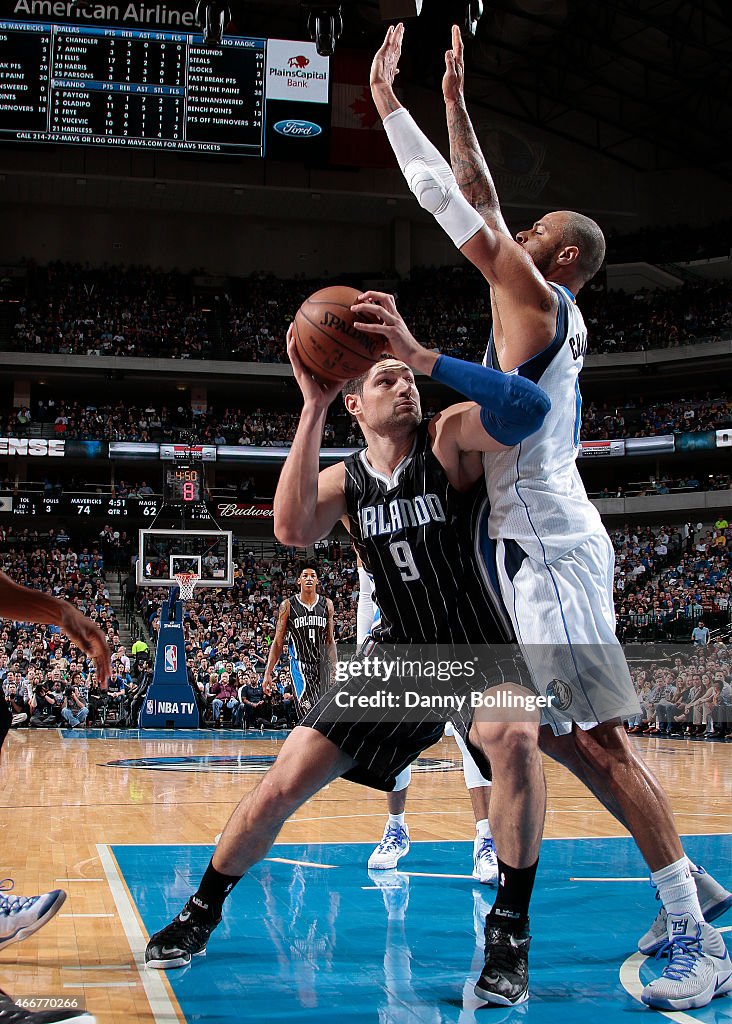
[495,531,641,735]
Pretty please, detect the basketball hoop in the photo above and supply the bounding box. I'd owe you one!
[173,571,200,602]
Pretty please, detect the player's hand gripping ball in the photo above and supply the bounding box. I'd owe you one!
[292,285,389,382]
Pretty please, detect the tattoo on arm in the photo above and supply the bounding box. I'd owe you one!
[446,102,511,238]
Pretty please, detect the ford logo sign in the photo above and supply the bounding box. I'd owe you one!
[273,119,322,138]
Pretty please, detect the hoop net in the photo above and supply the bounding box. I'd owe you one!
[173,571,200,602]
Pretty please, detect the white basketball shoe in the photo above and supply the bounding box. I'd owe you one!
[368,822,410,870]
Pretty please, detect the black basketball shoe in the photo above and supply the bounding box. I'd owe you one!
[474,917,531,1006]
[0,991,95,1022]
[145,899,221,969]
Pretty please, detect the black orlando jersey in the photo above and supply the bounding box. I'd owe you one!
[287,594,329,667]
[344,420,511,644]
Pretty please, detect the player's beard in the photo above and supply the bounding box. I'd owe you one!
[530,241,563,278]
[387,404,422,431]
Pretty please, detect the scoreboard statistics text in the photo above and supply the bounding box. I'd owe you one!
[0,18,328,155]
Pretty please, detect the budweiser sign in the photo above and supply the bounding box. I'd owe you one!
[217,503,274,518]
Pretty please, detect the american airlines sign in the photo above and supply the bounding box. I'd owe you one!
[216,503,274,518]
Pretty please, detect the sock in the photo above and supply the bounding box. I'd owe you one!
[652,856,704,923]
[190,859,242,920]
[475,818,492,840]
[388,813,406,828]
[488,857,539,932]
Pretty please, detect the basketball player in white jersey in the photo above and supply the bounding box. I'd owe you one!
[357,559,498,884]
[363,23,732,1012]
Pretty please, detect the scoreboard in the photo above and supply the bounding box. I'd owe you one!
[3,493,209,520]
[6,493,161,517]
[0,18,329,155]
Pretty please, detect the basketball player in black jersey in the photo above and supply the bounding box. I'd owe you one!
[145,329,550,1005]
[263,566,336,720]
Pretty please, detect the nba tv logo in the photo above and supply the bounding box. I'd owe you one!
[164,645,177,673]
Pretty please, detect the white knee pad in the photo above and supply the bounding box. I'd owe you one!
[451,721,491,789]
[383,107,484,249]
[392,764,412,792]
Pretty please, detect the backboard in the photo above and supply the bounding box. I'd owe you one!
[137,529,234,587]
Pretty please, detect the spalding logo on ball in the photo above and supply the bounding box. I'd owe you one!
[293,285,389,382]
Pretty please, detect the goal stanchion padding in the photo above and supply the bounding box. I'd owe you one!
[137,573,201,729]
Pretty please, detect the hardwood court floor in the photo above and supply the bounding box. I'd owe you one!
[1,728,731,1023]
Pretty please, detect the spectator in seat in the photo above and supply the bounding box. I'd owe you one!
[692,619,710,645]
[3,678,28,726]
[238,672,266,729]
[61,684,89,729]
[116,645,131,673]
[209,671,239,729]
[106,672,127,718]
[29,683,57,727]
[277,672,297,728]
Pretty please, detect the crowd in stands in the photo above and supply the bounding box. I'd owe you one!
[0,541,146,729]
[3,390,731,450]
[11,263,211,359]
[5,258,731,363]
[589,474,732,499]
[627,644,732,740]
[1,515,730,734]
[1,398,364,449]
[133,545,358,727]
[582,392,732,441]
[612,519,731,642]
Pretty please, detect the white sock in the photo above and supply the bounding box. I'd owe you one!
[388,813,406,828]
[475,818,492,839]
[652,855,704,923]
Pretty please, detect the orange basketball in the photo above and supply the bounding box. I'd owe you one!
[292,285,389,382]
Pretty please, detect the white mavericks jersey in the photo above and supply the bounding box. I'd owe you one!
[483,283,604,563]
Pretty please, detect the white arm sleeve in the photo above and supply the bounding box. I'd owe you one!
[357,565,377,646]
[382,106,485,249]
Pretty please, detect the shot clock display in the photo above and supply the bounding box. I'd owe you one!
[165,465,202,504]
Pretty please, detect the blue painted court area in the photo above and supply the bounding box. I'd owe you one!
[61,727,290,741]
[114,834,732,1024]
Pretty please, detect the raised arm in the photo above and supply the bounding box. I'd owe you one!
[370,24,555,347]
[442,25,510,237]
[273,327,347,548]
[351,290,549,452]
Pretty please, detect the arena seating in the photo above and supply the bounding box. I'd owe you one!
[5,260,730,363]
[2,525,729,732]
[3,392,730,449]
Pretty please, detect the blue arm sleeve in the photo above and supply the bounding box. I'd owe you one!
[431,354,551,446]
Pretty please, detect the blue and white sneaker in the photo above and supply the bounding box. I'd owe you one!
[367,822,410,870]
[641,913,732,1011]
[473,835,499,886]
[638,864,732,955]
[0,880,67,951]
